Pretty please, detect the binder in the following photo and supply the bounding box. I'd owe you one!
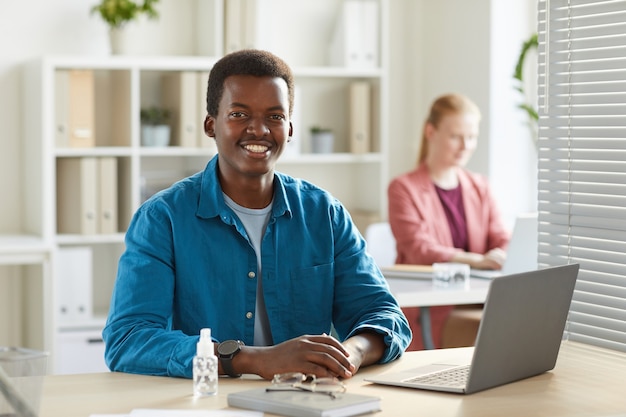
[98,157,118,234]
[224,0,243,53]
[361,0,379,68]
[224,0,270,53]
[329,0,379,68]
[55,70,95,148]
[161,72,198,148]
[349,81,371,154]
[242,0,258,49]
[56,157,98,235]
[55,246,93,323]
[329,0,363,67]
[196,71,217,152]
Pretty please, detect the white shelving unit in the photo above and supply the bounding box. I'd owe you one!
[0,236,52,359]
[19,0,389,373]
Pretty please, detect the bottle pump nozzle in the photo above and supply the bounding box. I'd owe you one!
[197,328,214,356]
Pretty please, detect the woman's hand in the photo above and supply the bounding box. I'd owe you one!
[235,334,356,380]
[451,248,506,270]
[483,248,506,268]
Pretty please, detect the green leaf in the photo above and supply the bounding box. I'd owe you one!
[91,0,160,29]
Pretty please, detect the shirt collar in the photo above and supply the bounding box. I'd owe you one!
[197,155,292,220]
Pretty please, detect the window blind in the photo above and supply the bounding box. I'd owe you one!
[538,0,626,352]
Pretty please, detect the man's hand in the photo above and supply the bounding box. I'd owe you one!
[342,332,386,374]
[234,334,356,380]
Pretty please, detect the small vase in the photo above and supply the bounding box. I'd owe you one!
[311,132,334,154]
[141,125,171,147]
[109,27,132,55]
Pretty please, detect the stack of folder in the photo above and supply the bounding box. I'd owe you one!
[56,157,118,235]
[328,0,379,69]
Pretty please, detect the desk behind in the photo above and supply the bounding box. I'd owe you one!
[384,277,490,308]
[40,342,626,417]
[384,276,490,349]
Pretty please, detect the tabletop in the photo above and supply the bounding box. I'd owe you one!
[38,341,626,417]
[384,276,490,307]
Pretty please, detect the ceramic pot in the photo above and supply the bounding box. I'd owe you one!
[141,125,170,147]
[109,27,132,55]
[311,131,334,154]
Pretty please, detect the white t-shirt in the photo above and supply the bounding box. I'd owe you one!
[224,194,273,346]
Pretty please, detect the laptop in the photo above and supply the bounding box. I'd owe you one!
[471,213,538,279]
[366,263,579,394]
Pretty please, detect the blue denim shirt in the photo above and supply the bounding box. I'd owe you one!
[103,155,411,378]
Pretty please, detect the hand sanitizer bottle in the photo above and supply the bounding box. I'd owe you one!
[193,328,218,396]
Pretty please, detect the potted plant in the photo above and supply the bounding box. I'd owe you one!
[310,126,334,154]
[513,32,539,149]
[91,0,161,54]
[140,106,171,147]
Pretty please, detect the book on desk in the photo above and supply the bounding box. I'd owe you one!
[227,387,381,417]
[379,264,433,280]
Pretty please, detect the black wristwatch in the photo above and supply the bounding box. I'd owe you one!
[217,339,245,377]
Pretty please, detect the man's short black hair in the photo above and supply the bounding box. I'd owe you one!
[205,49,295,117]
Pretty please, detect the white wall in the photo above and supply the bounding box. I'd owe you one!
[489,0,538,226]
[388,0,537,228]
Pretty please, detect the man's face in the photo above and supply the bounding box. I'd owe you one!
[205,74,292,180]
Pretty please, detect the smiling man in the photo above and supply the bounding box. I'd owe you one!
[103,49,411,381]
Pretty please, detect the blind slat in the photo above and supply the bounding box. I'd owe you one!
[538,92,626,105]
[539,0,626,352]
[537,105,626,117]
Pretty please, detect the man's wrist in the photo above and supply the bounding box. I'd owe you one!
[217,340,244,377]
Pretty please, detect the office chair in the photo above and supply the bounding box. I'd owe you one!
[364,222,397,268]
[364,221,482,349]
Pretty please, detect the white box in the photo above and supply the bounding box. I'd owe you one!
[54,329,108,374]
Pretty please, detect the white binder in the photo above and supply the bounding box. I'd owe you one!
[55,246,93,322]
[328,0,379,68]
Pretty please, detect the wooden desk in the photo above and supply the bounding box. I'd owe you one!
[385,277,490,307]
[39,342,626,417]
[385,276,490,349]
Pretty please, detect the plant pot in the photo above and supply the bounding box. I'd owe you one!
[311,132,334,154]
[109,27,132,55]
[141,125,170,147]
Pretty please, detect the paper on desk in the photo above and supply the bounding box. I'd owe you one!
[91,410,263,417]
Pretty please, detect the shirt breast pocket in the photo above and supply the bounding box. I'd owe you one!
[289,263,334,329]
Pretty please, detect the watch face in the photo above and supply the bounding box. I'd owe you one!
[218,340,241,356]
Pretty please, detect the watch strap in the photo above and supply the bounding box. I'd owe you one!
[220,355,241,378]
[218,340,244,378]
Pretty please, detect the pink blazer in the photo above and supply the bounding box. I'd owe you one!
[388,164,510,265]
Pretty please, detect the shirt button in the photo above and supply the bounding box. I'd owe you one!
[248,271,256,279]
[246,312,253,319]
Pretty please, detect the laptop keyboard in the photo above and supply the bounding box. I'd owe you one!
[405,365,470,388]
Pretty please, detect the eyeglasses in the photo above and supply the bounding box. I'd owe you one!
[266,372,347,399]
